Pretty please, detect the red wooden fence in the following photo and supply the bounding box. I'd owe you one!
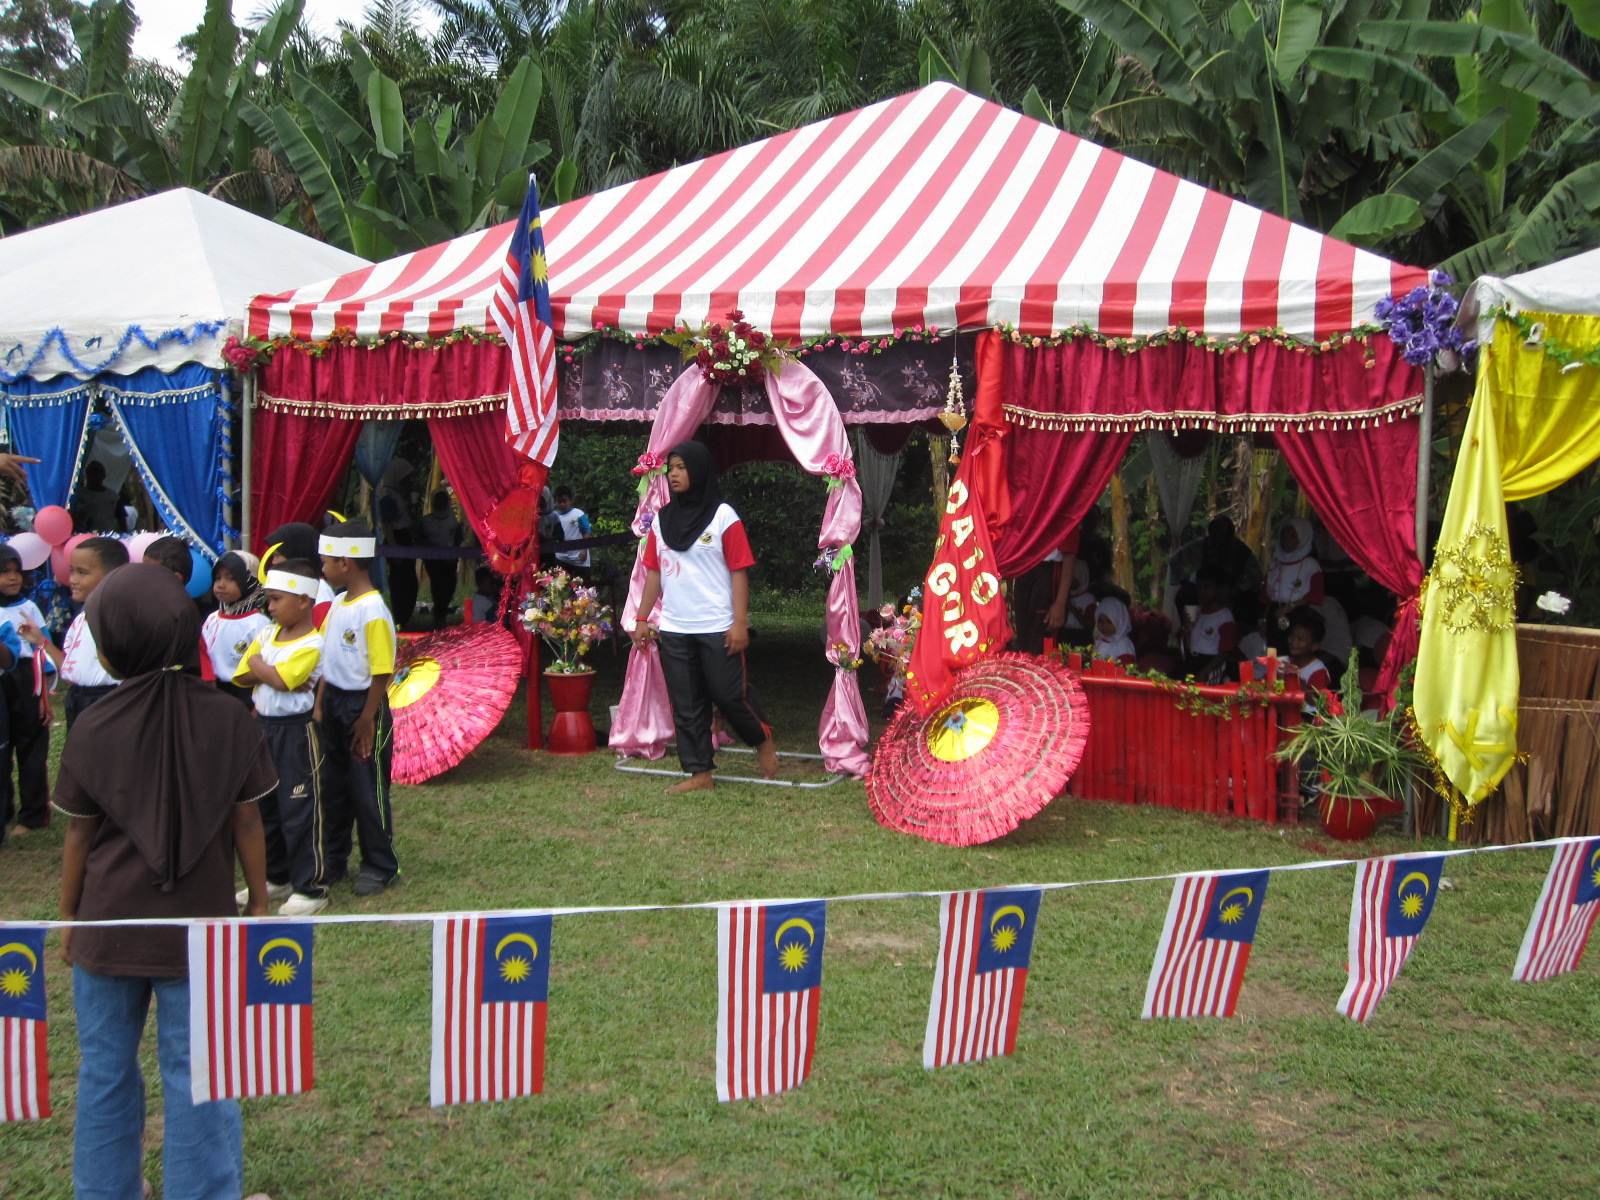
[1066,656,1304,824]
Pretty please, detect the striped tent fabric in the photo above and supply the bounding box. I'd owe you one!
[249,83,1425,345]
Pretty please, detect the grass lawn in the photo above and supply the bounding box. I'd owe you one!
[2,618,1597,1199]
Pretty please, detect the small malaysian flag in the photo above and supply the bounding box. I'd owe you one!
[188,922,314,1102]
[924,889,1041,1069]
[431,915,550,1107]
[1337,855,1443,1023]
[491,175,559,466]
[1513,838,1600,983]
[1143,870,1270,1019]
[0,928,49,1121]
[716,901,825,1102]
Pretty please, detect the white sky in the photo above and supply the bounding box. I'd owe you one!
[130,0,442,68]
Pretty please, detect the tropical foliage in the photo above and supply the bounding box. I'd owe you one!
[0,0,1595,273]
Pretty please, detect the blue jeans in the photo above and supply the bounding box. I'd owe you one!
[73,967,243,1200]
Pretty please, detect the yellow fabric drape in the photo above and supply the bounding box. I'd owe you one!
[1492,312,1600,501]
[1414,346,1521,807]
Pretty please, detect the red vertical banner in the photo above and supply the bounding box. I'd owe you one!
[905,465,1012,716]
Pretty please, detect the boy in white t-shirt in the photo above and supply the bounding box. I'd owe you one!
[233,559,330,916]
[21,536,128,730]
[1181,567,1239,684]
[632,441,777,792]
[552,486,592,571]
[0,543,51,837]
[316,520,399,895]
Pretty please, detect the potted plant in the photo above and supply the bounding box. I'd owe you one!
[520,568,614,754]
[1273,650,1428,841]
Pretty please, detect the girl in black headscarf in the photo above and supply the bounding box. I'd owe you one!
[631,441,778,790]
[57,564,278,1198]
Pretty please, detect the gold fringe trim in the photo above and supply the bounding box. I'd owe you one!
[1000,393,1424,433]
[255,392,509,419]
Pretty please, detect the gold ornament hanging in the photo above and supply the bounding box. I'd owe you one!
[944,355,966,465]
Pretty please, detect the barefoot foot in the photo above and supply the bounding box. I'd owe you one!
[756,739,779,779]
[667,771,715,794]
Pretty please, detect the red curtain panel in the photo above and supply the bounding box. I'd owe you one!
[250,406,361,556]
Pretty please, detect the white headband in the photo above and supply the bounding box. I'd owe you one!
[264,570,316,596]
[319,534,376,558]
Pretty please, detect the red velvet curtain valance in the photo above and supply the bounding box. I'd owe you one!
[258,340,511,419]
[998,337,1423,433]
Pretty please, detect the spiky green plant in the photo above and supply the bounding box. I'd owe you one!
[1274,649,1427,801]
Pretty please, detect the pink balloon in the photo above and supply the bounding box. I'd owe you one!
[64,533,93,555]
[5,532,51,571]
[34,505,73,545]
[51,544,70,585]
[125,531,163,563]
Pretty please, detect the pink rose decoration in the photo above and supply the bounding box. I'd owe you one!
[821,453,856,479]
[632,451,667,476]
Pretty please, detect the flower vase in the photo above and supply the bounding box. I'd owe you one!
[545,669,597,755]
[1318,792,1404,842]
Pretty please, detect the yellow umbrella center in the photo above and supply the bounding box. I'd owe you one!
[927,697,1000,762]
[388,657,441,709]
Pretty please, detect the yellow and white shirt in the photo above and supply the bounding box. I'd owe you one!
[319,589,396,691]
[234,626,323,717]
[202,610,273,684]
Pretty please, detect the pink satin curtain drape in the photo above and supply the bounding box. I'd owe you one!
[610,362,870,777]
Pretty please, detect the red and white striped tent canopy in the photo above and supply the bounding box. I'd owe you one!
[250,82,1424,343]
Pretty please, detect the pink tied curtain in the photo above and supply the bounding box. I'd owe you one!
[611,361,870,777]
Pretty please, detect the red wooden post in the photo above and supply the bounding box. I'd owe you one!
[526,636,543,751]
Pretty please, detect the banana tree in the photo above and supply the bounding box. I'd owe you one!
[0,0,305,220]
[245,44,550,257]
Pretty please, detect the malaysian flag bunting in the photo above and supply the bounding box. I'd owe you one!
[924,888,1041,1069]
[1512,838,1600,983]
[0,928,49,1120]
[1337,854,1443,1023]
[1143,870,1270,1019]
[716,901,825,1102]
[188,922,314,1102]
[491,175,559,466]
[431,915,550,1106]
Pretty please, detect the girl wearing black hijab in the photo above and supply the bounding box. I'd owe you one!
[631,441,778,790]
[57,564,277,1199]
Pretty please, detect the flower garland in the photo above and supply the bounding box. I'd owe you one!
[661,310,788,387]
[1071,656,1287,720]
[1373,270,1474,368]
[995,321,1387,361]
[1493,307,1600,373]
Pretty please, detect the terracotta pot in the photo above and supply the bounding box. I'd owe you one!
[545,669,597,755]
[1318,792,1403,842]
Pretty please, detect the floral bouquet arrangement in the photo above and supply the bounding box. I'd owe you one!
[1373,269,1474,369]
[864,595,923,681]
[665,310,788,387]
[520,568,614,674]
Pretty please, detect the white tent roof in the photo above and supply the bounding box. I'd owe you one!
[0,188,369,380]
[1468,246,1600,340]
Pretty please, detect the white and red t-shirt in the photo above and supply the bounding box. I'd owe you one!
[1188,605,1238,656]
[202,609,273,685]
[61,611,117,688]
[1294,655,1331,715]
[642,504,755,635]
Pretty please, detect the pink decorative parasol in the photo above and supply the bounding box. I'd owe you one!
[866,653,1090,846]
[389,623,525,785]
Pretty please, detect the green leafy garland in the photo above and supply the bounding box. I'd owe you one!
[1492,307,1600,372]
[996,322,1384,361]
[1061,652,1287,719]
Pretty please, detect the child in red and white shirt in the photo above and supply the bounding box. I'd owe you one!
[1286,607,1331,717]
[633,440,777,791]
[1182,567,1239,684]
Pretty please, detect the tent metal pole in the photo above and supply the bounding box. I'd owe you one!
[241,371,255,552]
[1415,364,1435,565]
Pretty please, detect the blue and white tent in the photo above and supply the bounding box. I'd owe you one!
[0,189,368,556]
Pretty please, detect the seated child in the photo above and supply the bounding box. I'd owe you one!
[1264,518,1324,629]
[1061,561,1097,647]
[1181,566,1239,684]
[468,564,499,625]
[0,543,48,840]
[1286,607,1331,718]
[203,551,270,708]
[232,559,330,916]
[1092,596,1137,665]
[20,535,128,729]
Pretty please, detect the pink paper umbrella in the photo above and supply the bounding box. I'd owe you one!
[388,623,525,785]
[865,653,1091,846]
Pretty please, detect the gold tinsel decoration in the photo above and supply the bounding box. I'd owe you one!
[943,356,966,465]
[1422,522,1520,636]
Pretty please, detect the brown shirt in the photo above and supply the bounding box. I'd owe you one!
[55,747,277,977]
